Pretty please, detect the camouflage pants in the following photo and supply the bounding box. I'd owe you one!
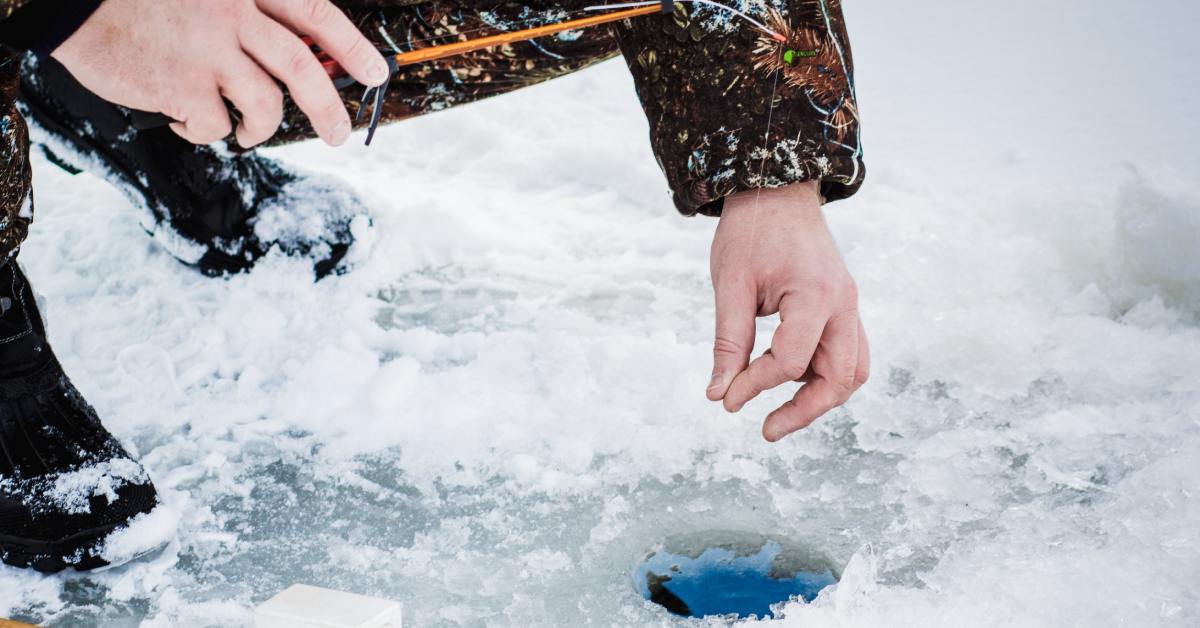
[0,0,863,261]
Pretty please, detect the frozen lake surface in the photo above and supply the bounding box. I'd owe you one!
[3,0,1199,625]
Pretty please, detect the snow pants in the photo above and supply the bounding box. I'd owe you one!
[0,0,863,261]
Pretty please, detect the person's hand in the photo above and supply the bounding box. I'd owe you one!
[51,0,390,147]
[706,181,869,441]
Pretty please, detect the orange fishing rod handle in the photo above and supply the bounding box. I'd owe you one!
[305,4,662,77]
[300,34,347,78]
[392,4,661,67]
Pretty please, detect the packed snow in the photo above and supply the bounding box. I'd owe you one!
[2,0,1198,625]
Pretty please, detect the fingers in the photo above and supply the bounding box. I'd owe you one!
[761,312,861,441]
[257,0,390,88]
[168,90,233,145]
[813,310,861,399]
[708,277,757,401]
[855,317,870,388]
[761,377,839,441]
[723,301,824,413]
[239,14,352,145]
[219,58,284,148]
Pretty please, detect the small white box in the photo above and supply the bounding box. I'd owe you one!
[254,584,402,628]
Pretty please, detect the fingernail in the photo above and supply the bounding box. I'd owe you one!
[368,59,390,85]
[331,119,351,146]
[708,372,723,390]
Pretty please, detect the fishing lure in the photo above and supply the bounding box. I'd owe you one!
[750,6,857,145]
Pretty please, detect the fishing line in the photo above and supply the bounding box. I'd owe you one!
[348,1,791,143]
[368,0,783,55]
[755,71,781,195]
[582,1,785,40]
[746,69,780,254]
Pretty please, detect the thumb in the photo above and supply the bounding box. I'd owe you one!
[708,278,756,401]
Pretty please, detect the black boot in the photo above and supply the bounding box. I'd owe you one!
[0,260,160,573]
[17,55,369,280]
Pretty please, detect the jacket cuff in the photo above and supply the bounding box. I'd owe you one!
[0,0,104,57]
[667,124,866,217]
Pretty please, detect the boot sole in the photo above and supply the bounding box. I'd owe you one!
[0,517,170,574]
[2,521,124,573]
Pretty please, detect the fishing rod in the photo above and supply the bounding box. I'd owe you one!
[130,1,786,144]
[348,2,670,143]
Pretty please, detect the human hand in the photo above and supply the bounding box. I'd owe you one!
[706,181,869,441]
[51,0,390,147]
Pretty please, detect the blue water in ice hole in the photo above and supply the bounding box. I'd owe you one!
[634,539,837,619]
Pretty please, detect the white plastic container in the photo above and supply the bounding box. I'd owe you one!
[254,584,402,628]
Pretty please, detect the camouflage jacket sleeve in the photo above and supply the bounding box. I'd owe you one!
[612,0,863,216]
[0,0,29,18]
[0,0,103,56]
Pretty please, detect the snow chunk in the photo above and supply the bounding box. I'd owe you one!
[47,458,149,514]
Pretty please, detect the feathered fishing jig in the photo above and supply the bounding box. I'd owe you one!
[751,7,857,143]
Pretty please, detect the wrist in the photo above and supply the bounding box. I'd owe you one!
[722,181,823,223]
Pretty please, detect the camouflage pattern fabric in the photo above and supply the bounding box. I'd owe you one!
[0,52,30,260]
[0,0,35,260]
[0,0,862,259]
[0,0,29,19]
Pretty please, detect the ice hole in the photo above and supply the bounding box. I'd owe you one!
[633,531,839,620]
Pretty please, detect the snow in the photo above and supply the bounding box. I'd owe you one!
[45,459,149,515]
[0,458,148,517]
[2,0,1199,625]
[96,508,181,576]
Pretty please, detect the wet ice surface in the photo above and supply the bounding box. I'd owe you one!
[3,1,1200,626]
